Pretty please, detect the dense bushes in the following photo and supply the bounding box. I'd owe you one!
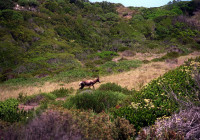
[0,0,14,10]
[98,82,132,95]
[112,58,200,132]
[18,0,39,7]
[0,9,24,28]
[0,99,28,123]
[64,90,126,113]
[138,107,200,140]
[1,109,136,140]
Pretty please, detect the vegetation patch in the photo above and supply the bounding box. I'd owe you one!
[0,98,29,123]
[112,58,200,132]
[98,82,133,95]
[99,60,142,74]
[64,90,127,113]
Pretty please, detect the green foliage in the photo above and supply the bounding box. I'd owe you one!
[0,0,198,84]
[44,0,59,12]
[0,41,23,68]
[99,60,142,74]
[50,88,72,98]
[0,0,14,10]
[18,0,39,7]
[104,12,119,21]
[0,99,28,123]
[64,90,126,113]
[98,83,133,95]
[55,25,72,39]
[0,10,24,28]
[96,51,118,59]
[113,59,200,132]
[113,106,170,132]
[52,68,92,82]
[141,7,181,20]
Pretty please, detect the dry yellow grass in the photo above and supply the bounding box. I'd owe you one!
[0,52,200,100]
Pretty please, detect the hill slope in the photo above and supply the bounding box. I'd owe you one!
[0,0,200,83]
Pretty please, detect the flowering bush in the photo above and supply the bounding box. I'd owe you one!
[138,107,200,140]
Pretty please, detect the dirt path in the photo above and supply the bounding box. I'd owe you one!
[1,52,200,100]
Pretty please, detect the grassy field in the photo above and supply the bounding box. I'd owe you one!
[0,51,200,101]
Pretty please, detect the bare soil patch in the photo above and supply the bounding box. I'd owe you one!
[116,6,137,19]
[1,52,200,100]
[18,103,39,111]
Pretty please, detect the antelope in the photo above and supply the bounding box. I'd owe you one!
[79,77,100,89]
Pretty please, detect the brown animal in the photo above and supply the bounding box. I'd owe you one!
[79,77,100,89]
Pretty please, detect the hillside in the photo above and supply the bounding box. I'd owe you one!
[0,0,200,84]
[1,0,200,139]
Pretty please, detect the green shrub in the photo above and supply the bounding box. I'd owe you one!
[28,0,39,7]
[98,83,133,95]
[55,25,72,39]
[44,0,59,12]
[0,9,23,28]
[64,90,126,113]
[18,0,28,6]
[96,51,118,60]
[113,106,170,132]
[113,59,200,132]
[0,99,28,123]
[50,88,72,98]
[0,0,14,10]
[99,60,142,74]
